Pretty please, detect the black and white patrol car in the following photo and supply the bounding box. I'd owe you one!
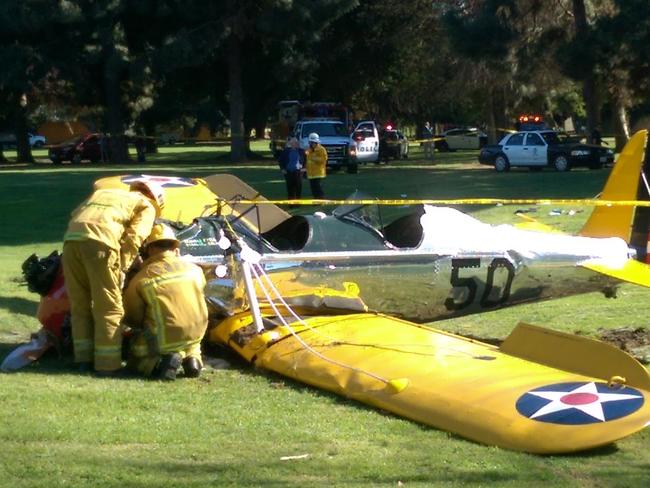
[478,130,614,172]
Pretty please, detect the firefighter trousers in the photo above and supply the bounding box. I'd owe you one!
[62,240,124,371]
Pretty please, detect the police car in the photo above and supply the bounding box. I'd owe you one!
[479,130,614,172]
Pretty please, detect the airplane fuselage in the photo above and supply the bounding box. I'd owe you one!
[194,249,619,322]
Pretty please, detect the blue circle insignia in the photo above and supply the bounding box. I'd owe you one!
[516,381,644,425]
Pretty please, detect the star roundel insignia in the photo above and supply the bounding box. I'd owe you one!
[121,174,197,188]
[516,382,644,425]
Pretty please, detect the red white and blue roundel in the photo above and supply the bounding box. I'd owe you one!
[516,382,644,425]
[121,175,197,188]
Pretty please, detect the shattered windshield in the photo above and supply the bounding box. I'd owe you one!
[332,191,382,230]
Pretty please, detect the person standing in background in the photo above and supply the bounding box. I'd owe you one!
[278,137,305,202]
[305,132,328,199]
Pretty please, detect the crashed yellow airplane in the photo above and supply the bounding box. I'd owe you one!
[89,129,650,453]
[96,130,650,323]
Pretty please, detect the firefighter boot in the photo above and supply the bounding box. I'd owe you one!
[157,353,182,381]
[182,357,202,378]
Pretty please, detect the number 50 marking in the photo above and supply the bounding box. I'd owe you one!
[444,257,515,311]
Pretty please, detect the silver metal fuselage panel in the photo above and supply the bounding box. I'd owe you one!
[194,249,618,322]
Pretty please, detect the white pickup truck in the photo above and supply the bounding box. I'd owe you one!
[294,119,356,172]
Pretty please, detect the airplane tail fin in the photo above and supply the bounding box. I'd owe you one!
[579,130,648,244]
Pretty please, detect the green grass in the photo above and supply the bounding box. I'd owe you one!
[1,143,649,487]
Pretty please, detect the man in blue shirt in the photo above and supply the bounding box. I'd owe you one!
[278,137,306,202]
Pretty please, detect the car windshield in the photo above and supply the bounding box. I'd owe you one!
[541,132,560,145]
[301,123,348,138]
[333,191,382,230]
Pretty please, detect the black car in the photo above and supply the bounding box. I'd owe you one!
[478,130,614,172]
[378,129,409,161]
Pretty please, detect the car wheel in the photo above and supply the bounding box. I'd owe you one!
[72,153,82,164]
[347,162,358,174]
[553,154,570,172]
[494,155,510,172]
[51,156,61,165]
[33,141,44,148]
[439,141,449,152]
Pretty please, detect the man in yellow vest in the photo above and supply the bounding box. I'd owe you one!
[63,181,164,375]
[305,132,328,198]
[123,223,208,380]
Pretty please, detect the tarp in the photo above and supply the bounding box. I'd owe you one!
[37,121,91,144]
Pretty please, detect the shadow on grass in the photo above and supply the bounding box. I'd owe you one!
[0,295,38,317]
[31,445,644,487]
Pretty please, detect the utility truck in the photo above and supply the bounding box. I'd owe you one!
[270,100,356,172]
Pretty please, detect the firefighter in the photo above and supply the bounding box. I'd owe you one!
[62,181,164,375]
[305,132,328,199]
[123,223,208,380]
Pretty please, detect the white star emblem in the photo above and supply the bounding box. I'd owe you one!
[528,382,642,422]
[122,175,195,187]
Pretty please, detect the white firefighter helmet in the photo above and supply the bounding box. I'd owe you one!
[144,223,179,248]
[308,132,320,143]
[130,181,165,216]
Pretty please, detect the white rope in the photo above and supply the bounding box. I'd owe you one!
[250,261,478,359]
[248,261,394,386]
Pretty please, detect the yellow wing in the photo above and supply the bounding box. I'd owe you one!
[209,307,650,454]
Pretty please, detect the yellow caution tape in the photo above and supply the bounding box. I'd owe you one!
[231,197,650,207]
[410,137,445,144]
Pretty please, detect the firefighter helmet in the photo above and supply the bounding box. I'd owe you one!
[130,181,165,216]
[308,132,320,143]
[144,223,180,248]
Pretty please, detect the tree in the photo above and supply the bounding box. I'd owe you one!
[0,1,75,163]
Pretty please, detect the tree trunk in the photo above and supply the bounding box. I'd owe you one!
[254,121,266,140]
[611,91,630,152]
[228,35,246,162]
[582,77,600,135]
[572,0,600,135]
[486,88,498,144]
[104,45,129,163]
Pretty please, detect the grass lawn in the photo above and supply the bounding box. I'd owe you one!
[0,142,649,487]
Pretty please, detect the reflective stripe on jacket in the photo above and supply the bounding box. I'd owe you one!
[123,251,208,355]
[306,144,328,179]
[64,189,156,271]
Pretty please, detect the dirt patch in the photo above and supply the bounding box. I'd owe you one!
[598,327,650,364]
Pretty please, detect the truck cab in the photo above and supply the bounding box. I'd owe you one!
[294,119,353,171]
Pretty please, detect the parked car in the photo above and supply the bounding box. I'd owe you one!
[379,128,409,161]
[48,133,102,164]
[436,127,488,151]
[0,132,47,148]
[478,130,614,172]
